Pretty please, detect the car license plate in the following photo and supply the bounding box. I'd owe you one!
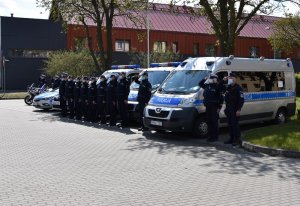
[150,120,162,126]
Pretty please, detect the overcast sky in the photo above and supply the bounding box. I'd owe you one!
[0,0,299,19]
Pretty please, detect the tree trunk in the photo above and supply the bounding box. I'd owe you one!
[105,19,113,70]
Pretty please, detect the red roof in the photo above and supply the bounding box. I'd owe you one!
[69,3,280,39]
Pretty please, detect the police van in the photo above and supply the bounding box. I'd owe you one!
[144,56,296,137]
[101,64,142,83]
[128,62,181,119]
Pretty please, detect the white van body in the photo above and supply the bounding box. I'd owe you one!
[144,57,296,136]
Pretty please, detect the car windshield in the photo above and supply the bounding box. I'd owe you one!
[130,71,170,90]
[159,70,210,94]
[102,71,119,79]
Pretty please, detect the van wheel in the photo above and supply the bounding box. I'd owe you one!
[193,117,208,138]
[275,108,287,124]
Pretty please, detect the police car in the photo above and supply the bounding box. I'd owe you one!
[33,89,60,110]
[127,62,181,120]
[101,64,142,83]
[144,56,296,137]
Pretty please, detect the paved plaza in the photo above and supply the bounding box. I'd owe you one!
[0,100,300,206]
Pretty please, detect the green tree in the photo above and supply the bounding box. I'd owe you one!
[44,50,98,77]
[38,0,147,72]
[129,49,181,68]
[172,0,299,56]
[269,14,300,53]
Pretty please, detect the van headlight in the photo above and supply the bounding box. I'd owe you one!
[178,98,195,106]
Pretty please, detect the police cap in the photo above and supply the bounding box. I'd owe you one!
[209,74,218,79]
[229,73,237,78]
[83,76,89,80]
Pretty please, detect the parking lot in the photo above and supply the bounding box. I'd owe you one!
[1,100,300,206]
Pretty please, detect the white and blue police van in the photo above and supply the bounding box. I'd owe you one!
[144,56,297,137]
[128,62,181,119]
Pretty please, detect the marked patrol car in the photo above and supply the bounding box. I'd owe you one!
[128,62,181,119]
[33,89,60,110]
[144,56,296,137]
[101,64,142,83]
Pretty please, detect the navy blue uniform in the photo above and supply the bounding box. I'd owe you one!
[65,80,75,118]
[117,78,130,127]
[52,78,61,89]
[136,78,152,128]
[74,81,82,120]
[80,82,89,120]
[97,80,107,124]
[38,77,46,88]
[88,81,97,122]
[199,79,224,140]
[106,79,117,126]
[59,79,67,117]
[224,84,244,144]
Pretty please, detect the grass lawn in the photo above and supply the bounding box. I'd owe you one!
[0,92,27,99]
[244,97,300,152]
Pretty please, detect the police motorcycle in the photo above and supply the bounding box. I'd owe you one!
[24,83,47,105]
[128,62,181,120]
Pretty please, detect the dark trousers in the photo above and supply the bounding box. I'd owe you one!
[107,100,117,125]
[205,104,219,140]
[225,108,241,143]
[118,98,128,126]
[60,97,67,117]
[138,101,146,128]
[88,100,97,122]
[97,98,106,123]
[74,99,82,120]
[67,98,74,117]
[81,100,88,120]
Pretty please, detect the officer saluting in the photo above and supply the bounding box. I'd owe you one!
[97,75,107,124]
[59,73,67,117]
[135,72,152,131]
[116,72,130,128]
[223,73,244,146]
[106,74,118,126]
[88,77,97,123]
[80,76,89,121]
[65,75,75,119]
[38,74,47,88]
[199,74,224,142]
[74,77,82,120]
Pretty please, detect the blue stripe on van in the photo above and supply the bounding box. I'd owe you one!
[244,91,295,102]
[150,96,183,105]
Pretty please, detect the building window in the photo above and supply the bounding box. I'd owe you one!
[8,49,50,58]
[205,44,216,56]
[153,41,167,53]
[74,37,87,51]
[249,46,260,58]
[172,42,178,53]
[115,40,130,52]
[234,72,285,92]
[193,43,199,56]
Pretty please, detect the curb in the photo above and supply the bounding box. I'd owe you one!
[242,141,300,158]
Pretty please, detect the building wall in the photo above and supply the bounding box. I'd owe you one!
[67,25,300,59]
[1,17,66,91]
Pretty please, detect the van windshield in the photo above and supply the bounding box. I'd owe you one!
[130,71,170,90]
[159,70,210,94]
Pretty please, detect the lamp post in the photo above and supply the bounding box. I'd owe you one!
[265,26,276,59]
[146,0,150,68]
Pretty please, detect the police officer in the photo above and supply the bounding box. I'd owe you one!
[116,72,130,128]
[51,75,61,89]
[38,74,47,88]
[223,73,244,146]
[80,76,89,121]
[59,73,67,117]
[135,72,152,131]
[199,74,224,142]
[88,77,97,123]
[65,75,75,119]
[106,74,117,126]
[74,77,82,120]
[97,75,107,124]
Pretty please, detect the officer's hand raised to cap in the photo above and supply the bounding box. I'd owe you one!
[236,110,241,117]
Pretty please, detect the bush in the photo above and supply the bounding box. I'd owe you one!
[296,73,300,96]
[44,50,98,77]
